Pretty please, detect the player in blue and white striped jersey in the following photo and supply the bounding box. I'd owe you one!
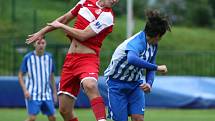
[104,10,171,121]
[18,37,57,121]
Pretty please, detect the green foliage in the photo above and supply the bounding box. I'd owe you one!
[185,0,214,27]
[209,0,215,17]
[1,0,215,76]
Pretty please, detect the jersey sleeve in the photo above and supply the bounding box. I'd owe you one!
[125,32,146,55]
[70,0,85,16]
[89,12,114,34]
[20,55,28,73]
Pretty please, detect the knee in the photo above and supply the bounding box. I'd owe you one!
[131,115,144,121]
[59,105,70,115]
[132,118,144,121]
[28,116,36,121]
[82,79,98,91]
[48,115,56,121]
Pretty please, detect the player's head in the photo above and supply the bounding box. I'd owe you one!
[34,36,46,55]
[100,0,119,8]
[144,10,171,44]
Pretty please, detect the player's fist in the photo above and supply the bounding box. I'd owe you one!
[139,83,151,93]
[157,65,168,74]
[24,90,31,99]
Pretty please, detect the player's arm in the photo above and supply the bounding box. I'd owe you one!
[26,0,84,44]
[138,53,156,93]
[48,21,97,41]
[145,49,157,89]
[26,11,75,44]
[50,72,58,103]
[47,12,114,41]
[127,50,158,70]
[18,71,30,99]
[127,50,167,73]
[18,56,31,99]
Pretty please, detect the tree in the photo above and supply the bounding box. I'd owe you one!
[209,0,215,17]
[186,0,213,27]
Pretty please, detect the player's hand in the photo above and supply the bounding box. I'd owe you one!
[26,32,42,44]
[24,90,31,99]
[157,65,168,74]
[139,83,151,93]
[53,93,58,104]
[47,20,62,28]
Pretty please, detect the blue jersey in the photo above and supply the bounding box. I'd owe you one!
[104,31,157,82]
[20,51,55,101]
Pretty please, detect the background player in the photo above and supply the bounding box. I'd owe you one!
[18,37,57,121]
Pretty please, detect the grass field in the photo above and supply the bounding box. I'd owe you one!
[0,108,215,121]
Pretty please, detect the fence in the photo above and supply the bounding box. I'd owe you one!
[0,41,215,76]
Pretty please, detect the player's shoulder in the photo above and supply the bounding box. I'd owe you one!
[23,51,34,59]
[78,0,87,4]
[137,31,145,39]
[44,52,53,57]
[129,31,145,42]
[97,10,114,25]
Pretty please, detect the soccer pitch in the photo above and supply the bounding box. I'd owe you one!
[0,108,215,121]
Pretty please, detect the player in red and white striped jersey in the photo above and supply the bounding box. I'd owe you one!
[26,0,119,121]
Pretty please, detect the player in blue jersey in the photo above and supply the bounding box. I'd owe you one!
[18,37,57,121]
[104,10,171,121]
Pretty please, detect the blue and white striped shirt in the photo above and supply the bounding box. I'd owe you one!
[20,51,55,101]
[104,31,157,83]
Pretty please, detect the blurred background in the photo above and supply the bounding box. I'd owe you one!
[0,0,215,121]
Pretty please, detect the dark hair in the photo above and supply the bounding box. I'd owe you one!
[144,10,171,37]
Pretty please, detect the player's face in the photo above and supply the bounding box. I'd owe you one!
[104,0,119,8]
[152,35,161,44]
[147,35,161,45]
[35,38,46,54]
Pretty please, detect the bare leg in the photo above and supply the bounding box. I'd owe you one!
[82,79,106,121]
[48,115,56,121]
[82,79,100,100]
[131,114,144,121]
[26,115,36,121]
[58,94,76,121]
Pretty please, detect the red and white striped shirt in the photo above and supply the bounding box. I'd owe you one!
[68,0,114,55]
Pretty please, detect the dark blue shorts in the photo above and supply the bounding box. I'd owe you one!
[25,100,55,116]
[107,78,145,121]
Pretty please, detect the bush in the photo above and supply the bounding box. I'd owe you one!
[185,0,214,27]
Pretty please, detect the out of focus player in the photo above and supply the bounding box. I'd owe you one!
[18,37,57,121]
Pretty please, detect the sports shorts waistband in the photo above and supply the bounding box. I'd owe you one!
[66,53,98,56]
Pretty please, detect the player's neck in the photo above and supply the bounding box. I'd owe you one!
[35,51,44,56]
[97,0,104,8]
[146,36,153,44]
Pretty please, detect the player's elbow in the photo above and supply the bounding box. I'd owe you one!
[127,55,136,65]
[78,28,97,41]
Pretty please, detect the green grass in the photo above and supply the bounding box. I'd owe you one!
[0,108,215,121]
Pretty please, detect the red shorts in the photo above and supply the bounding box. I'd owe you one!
[58,53,100,99]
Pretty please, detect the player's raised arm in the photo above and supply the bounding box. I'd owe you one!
[47,21,97,41]
[25,0,85,44]
[26,11,75,44]
[47,9,114,41]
